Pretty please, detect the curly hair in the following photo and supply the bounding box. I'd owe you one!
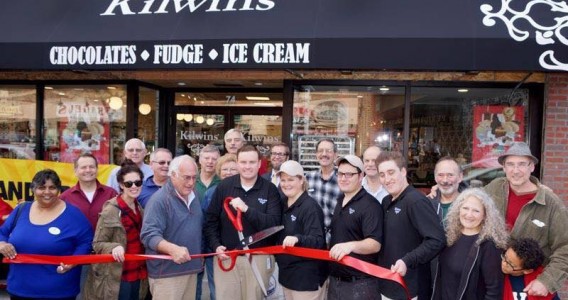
[508,238,545,270]
[445,188,509,249]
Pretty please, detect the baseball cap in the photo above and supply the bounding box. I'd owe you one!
[276,160,304,177]
[335,155,364,173]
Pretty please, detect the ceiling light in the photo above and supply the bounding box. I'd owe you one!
[45,86,53,90]
[183,114,193,122]
[206,118,215,126]
[246,96,270,101]
[108,96,123,110]
[254,82,263,86]
[58,92,65,96]
[357,95,363,98]
[138,103,152,115]
[177,82,186,86]
[195,115,205,124]
[458,89,469,93]
[176,114,185,121]
[379,86,390,91]
[107,86,116,90]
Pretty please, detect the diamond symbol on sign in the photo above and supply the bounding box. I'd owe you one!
[209,49,218,60]
[140,50,150,61]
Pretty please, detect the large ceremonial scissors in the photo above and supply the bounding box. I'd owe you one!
[218,197,283,296]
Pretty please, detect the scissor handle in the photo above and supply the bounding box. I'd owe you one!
[217,252,238,272]
[223,197,243,232]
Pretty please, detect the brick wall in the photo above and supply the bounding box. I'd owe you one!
[541,72,568,298]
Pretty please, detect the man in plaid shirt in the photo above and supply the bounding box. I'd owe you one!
[305,138,341,245]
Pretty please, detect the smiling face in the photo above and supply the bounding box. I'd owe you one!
[151,151,172,179]
[124,140,147,165]
[363,146,381,178]
[316,140,336,168]
[503,156,535,191]
[220,161,238,179]
[269,145,288,171]
[279,173,304,199]
[237,150,261,182]
[120,172,143,200]
[34,179,61,208]
[75,156,98,184]
[459,196,485,234]
[337,162,363,194]
[378,160,408,198]
[435,160,463,199]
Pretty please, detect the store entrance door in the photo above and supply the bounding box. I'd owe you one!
[171,90,283,160]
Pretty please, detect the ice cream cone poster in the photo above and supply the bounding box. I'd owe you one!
[472,106,524,167]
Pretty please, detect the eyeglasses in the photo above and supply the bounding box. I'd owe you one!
[337,171,359,179]
[501,253,523,271]
[126,148,144,153]
[221,168,238,173]
[317,149,334,154]
[271,152,288,157]
[504,162,532,169]
[152,160,171,166]
[123,180,143,188]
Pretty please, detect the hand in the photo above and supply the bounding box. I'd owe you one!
[56,263,74,274]
[216,245,230,260]
[524,279,550,297]
[426,185,438,199]
[169,245,191,264]
[111,246,125,262]
[282,236,299,248]
[329,242,354,261]
[391,259,407,276]
[230,197,248,213]
[0,242,17,259]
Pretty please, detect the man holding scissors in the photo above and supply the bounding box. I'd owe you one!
[204,145,282,300]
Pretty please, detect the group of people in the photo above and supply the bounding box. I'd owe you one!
[0,128,566,300]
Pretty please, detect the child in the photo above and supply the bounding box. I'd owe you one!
[501,238,559,300]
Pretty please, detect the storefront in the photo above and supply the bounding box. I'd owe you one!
[0,0,567,205]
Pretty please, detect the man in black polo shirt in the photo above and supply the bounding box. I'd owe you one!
[204,145,282,300]
[376,151,446,300]
[328,155,383,300]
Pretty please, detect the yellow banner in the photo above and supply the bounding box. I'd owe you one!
[0,158,116,207]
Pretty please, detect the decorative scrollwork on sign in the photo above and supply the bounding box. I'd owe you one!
[480,0,568,71]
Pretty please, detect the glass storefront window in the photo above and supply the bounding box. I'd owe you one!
[138,87,159,153]
[43,85,127,164]
[175,113,225,157]
[0,86,36,160]
[292,85,405,172]
[175,92,282,107]
[408,87,529,187]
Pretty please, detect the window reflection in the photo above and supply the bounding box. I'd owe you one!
[0,86,36,160]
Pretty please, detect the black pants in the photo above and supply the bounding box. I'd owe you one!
[328,276,379,300]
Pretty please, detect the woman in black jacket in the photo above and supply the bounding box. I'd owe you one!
[275,160,327,300]
[432,188,509,300]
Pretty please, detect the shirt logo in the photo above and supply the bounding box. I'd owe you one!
[291,215,297,222]
[349,208,355,214]
[258,198,268,205]
[532,219,545,227]
[394,207,401,214]
[48,227,61,235]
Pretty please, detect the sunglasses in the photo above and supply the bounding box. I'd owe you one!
[123,180,143,188]
[152,160,171,166]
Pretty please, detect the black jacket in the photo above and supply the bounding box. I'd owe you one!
[204,174,282,251]
[276,192,327,291]
[378,185,446,299]
[432,238,504,300]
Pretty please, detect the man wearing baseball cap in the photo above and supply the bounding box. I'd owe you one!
[485,142,568,297]
[327,155,383,300]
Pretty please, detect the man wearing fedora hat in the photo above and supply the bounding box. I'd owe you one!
[485,142,568,297]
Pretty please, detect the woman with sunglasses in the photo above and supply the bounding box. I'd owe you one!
[84,160,148,300]
[432,188,509,300]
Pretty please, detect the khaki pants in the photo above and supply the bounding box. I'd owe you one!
[214,255,275,300]
[149,273,197,300]
[283,285,325,300]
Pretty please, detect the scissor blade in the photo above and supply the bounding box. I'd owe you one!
[244,225,284,247]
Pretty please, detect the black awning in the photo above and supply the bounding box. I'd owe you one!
[0,0,566,71]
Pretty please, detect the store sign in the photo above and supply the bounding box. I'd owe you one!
[100,0,276,16]
[48,42,310,67]
[0,100,23,116]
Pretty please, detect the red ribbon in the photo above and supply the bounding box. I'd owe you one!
[4,246,410,298]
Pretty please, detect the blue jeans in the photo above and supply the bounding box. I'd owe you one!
[118,280,141,300]
[196,256,215,300]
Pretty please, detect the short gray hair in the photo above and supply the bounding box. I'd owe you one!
[124,138,146,150]
[168,155,198,176]
[224,128,245,141]
[200,144,220,155]
[150,148,172,161]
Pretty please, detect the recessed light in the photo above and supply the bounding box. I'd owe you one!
[58,92,65,96]
[254,82,263,86]
[177,82,186,86]
[357,95,363,98]
[458,89,469,93]
[379,87,390,91]
[181,94,185,97]
[107,86,116,90]
[246,96,270,101]
[45,86,53,90]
